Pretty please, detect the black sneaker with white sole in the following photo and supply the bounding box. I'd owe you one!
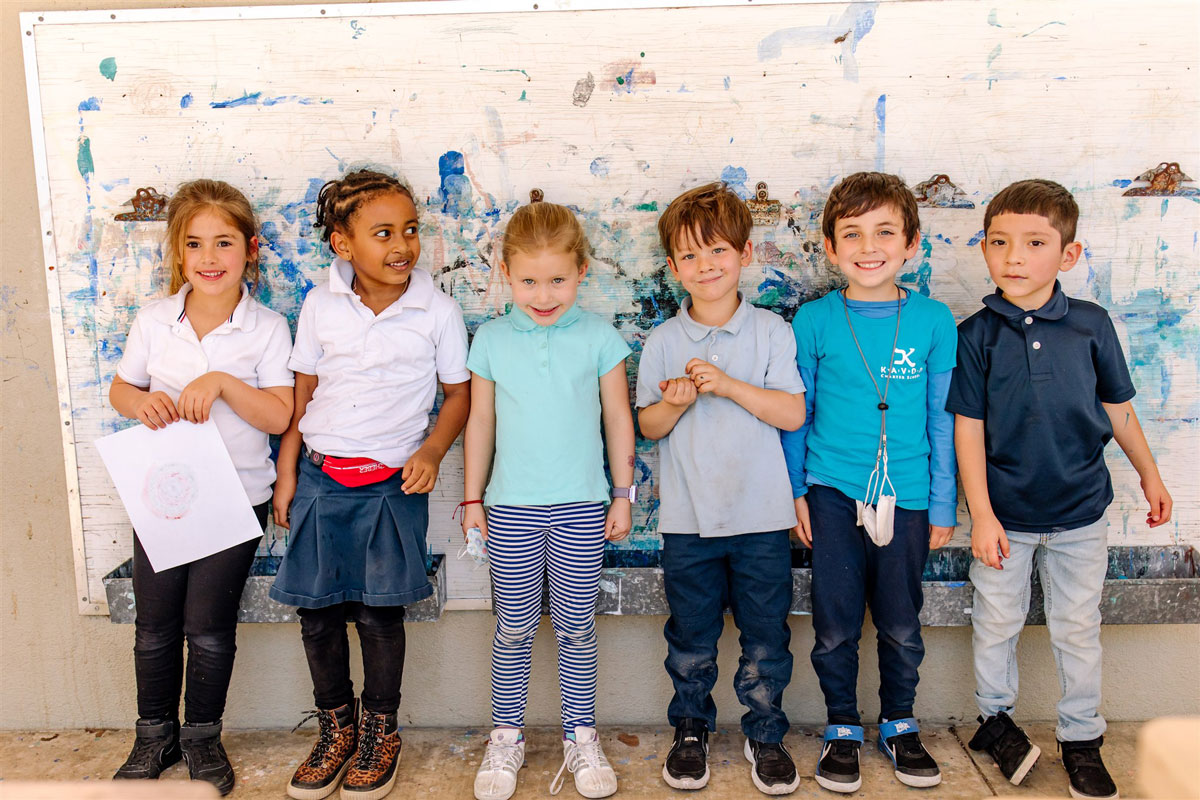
[1061,737,1118,799]
[967,711,1041,786]
[877,718,941,788]
[815,724,863,794]
[744,739,799,796]
[662,718,709,790]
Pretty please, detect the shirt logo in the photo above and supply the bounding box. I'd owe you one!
[893,348,916,368]
[878,345,924,380]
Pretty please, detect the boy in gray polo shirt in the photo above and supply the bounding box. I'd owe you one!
[636,182,807,796]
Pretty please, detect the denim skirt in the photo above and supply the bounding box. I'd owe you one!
[269,457,432,609]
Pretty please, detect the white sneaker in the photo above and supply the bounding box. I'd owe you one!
[474,728,525,800]
[550,726,617,799]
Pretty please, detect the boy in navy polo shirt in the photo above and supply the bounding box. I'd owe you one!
[637,182,807,795]
[947,179,1172,800]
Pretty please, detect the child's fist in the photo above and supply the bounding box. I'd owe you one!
[658,377,698,408]
[685,358,731,396]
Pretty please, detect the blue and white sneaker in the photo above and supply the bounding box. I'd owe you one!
[878,718,941,788]
[815,724,863,793]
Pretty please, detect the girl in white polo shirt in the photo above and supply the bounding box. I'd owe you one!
[461,199,636,800]
[270,169,471,800]
[110,179,295,795]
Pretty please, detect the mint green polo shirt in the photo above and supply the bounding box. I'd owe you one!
[467,304,632,506]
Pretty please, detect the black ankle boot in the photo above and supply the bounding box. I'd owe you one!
[114,717,181,780]
[180,720,235,796]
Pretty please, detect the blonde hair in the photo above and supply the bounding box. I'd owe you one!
[164,179,259,295]
[501,201,589,268]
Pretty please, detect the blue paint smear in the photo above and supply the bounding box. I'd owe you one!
[180,93,193,109]
[1111,179,1132,188]
[874,94,886,169]
[78,97,100,112]
[899,236,933,296]
[720,166,750,199]
[438,151,473,218]
[211,91,263,108]
[757,1,877,82]
[723,76,731,89]
[967,229,986,246]
[590,157,610,178]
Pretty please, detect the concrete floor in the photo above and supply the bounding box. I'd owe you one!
[0,722,1144,799]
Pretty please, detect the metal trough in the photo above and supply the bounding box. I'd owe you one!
[103,554,447,623]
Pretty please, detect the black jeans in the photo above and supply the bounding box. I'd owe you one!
[297,602,406,714]
[132,502,267,724]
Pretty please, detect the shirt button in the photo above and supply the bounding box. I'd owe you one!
[1024,316,1033,325]
[711,355,719,362]
[1032,341,1042,350]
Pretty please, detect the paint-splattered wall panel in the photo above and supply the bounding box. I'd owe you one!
[23,1,1199,611]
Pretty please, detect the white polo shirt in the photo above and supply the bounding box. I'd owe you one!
[115,286,295,504]
[290,260,470,467]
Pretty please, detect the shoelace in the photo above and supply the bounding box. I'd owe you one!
[891,732,927,758]
[185,737,224,764]
[549,738,610,795]
[479,739,524,774]
[290,709,338,766]
[355,716,386,770]
[124,737,168,768]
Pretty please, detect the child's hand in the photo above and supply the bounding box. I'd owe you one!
[792,495,812,547]
[273,472,296,530]
[460,503,488,541]
[134,391,180,430]
[402,443,443,494]
[971,515,1009,569]
[658,377,698,408]
[1141,474,1173,528]
[685,358,733,397]
[178,372,227,424]
[605,499,632,541]
[929,524,955,550]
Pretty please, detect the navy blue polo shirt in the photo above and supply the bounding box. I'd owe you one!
[945,282,1135,532]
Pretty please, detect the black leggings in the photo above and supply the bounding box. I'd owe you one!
[297,602,407,714]
[131,502,268,724]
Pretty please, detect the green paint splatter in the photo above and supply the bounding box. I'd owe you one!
[99,57,116,80]
[77,136,94,178]
[634,201,658,212]
[640,51,645,57]
[616,76,625,85]
[519,90,527,101]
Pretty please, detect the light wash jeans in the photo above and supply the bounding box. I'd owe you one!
[969,518,1108,742]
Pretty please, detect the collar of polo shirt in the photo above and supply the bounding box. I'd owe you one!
[983,280,1068,321]
[678,292,751,342]
[508,301,584,331]
[149,283,259,333]
[328,257,434,312]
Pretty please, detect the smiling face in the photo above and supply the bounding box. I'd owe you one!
[181,208,255,300]
[667,227,751,312]
[502,247,587,326]
[330,191,421,295]
[982,212,1081,310]
[824,203,919,301]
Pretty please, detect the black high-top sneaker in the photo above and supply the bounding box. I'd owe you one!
[967,712,1041,786]
[180,720,235,796]
[1060,737,1118,799]
[113,717,181,780]
[662,718,709,790]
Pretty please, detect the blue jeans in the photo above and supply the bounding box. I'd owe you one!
[970,518,1108,742]
[807,484,929,724]
[661,530,793,743]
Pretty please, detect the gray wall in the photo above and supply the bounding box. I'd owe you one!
[2,0,1197,731]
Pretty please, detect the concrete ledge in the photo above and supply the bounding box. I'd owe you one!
[104,546,1199,626]
[103,554,447,623]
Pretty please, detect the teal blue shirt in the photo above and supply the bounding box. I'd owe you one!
[467,304,631,506]
[788,289,957,510]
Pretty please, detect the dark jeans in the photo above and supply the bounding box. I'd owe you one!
[662,530,793,743]
[132,502,267,724]
[298,602,407,714]
[806,484,929,724]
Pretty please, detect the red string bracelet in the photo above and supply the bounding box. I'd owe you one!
[452,499,483,520]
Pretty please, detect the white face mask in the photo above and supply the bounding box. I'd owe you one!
[857,437,896,547]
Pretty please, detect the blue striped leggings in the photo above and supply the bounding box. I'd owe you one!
[486,502,606,733]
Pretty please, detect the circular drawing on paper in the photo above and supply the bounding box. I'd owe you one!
[142,463,199,520]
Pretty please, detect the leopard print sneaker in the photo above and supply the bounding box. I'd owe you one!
[340,708,401,800]
[287,701,358,800]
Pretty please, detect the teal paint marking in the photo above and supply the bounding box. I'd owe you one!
[987,44,1002,67]
[987,8,1001,27]
[478,67,531,81]
[99,57,117,81]
[78,97,100,112]
[76,136,94,179]
[519,90,528,101]
[1021,21,1066,37]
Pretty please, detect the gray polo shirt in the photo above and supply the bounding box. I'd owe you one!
[636,296,806,537]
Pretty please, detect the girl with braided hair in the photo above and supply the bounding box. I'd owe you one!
[270,169,471,800]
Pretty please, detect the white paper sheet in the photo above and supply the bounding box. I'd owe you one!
[94,420,263,571]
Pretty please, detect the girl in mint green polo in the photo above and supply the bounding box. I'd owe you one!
[460,199,635,800]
